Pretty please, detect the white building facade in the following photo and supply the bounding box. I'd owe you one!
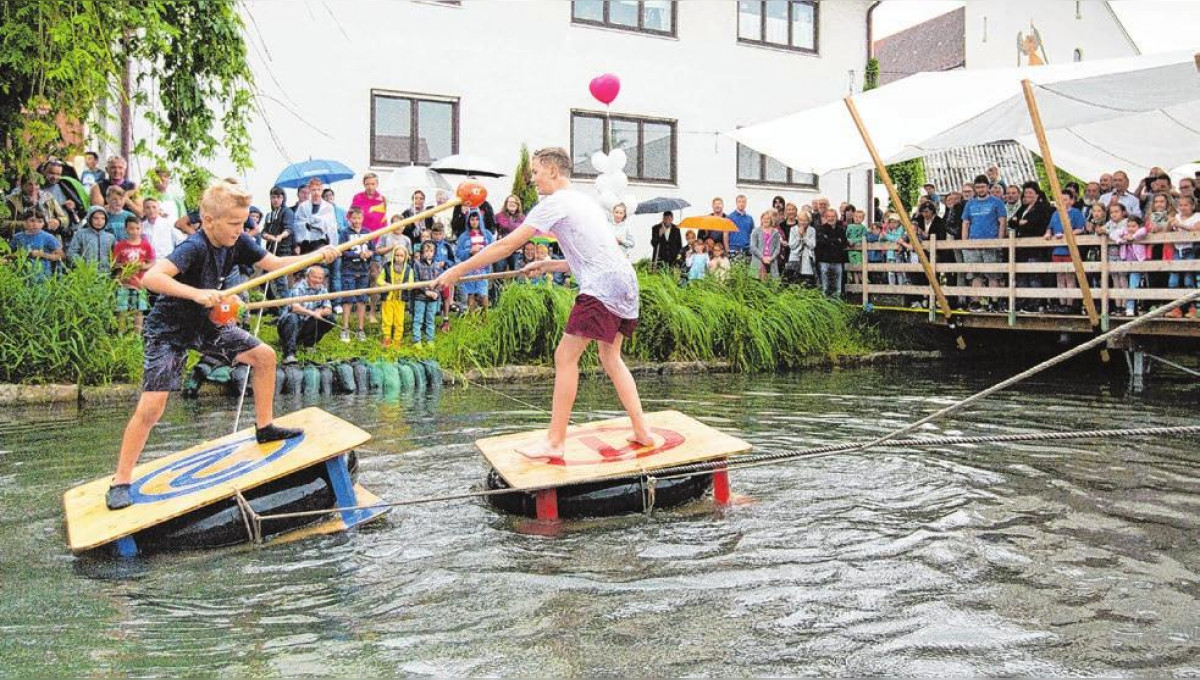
[117,0,875,260]
[963,0,1139,68]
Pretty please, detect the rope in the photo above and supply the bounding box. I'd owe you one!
[1145,353,1200,379]
[249,423,1200,523]
[232,238,280,434]
[233,488,263,545]
[250,287,1200,526]
[642,475,658,516]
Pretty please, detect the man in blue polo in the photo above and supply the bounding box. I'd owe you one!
[961,174,1008,311]
[726,194,754,259]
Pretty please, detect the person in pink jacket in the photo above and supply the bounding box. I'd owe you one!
[1113,214,1148,316]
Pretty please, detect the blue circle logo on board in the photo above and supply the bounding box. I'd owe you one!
[129,435,304,503]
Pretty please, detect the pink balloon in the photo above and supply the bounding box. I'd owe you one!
[589,73,621,106]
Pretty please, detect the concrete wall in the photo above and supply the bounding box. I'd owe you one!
[113,0,873,260]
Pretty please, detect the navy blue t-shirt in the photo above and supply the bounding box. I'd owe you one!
[145,231,267,345]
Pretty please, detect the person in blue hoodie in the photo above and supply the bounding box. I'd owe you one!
[454,209,494,314]
[428,223,457,331]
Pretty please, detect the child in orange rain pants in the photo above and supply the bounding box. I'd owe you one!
[378,245,414,347]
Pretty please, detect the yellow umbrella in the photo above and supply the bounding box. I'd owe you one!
[679,215,738,233]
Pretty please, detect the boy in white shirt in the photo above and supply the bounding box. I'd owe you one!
[432,148,652,458]
[141,197,185,263]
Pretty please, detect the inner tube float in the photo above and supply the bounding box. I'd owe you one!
[124,452,361,555]
[484,468,713,519]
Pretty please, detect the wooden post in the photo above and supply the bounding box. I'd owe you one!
[535,489,559,521]
[713,464,731,506]
[928,235,938,320]
[843,96,964,349]
[223,196,463,297]
[1021,79,1109,361]
[1008,232,1017,326]
[1100,234,1111,330]
[861,236,869,306]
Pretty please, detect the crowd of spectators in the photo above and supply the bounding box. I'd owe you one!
[3,155,580,362]
[642,163,1199,319]
[7,154,1200,364]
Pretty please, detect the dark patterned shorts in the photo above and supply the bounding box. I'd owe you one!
[142,324,262,392]
[564,294,638,344]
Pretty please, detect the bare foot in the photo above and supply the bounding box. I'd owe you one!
[514,438,565,460]
[627,431,656,448]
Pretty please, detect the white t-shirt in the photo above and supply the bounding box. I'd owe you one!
[523,188,639,319]
[143,216,186,263]
[1175,213,1199,255]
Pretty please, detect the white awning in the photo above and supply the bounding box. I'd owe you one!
[730,50,1200,182]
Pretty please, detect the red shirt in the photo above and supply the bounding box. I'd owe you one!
[113,239,156,287]
[351,191,388,233]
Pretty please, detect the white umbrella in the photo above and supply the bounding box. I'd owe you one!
[383,166,451,193]
[731,50,1200,182]
[431,153,507,178]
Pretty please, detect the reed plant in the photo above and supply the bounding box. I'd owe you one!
[0,259,141,384]
[434,265,878,373]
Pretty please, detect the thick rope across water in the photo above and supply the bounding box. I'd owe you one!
[250,287,1200,525]
[250,423,1200,523]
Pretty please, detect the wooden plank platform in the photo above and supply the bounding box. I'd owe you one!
[63,407,370,553]
[477,410,752,491]
[268,484,389,545]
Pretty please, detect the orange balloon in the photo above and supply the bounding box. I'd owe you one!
[456,181,488,209]
[208,295,243,325]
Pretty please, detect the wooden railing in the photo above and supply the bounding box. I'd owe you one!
[846,231,1199,318]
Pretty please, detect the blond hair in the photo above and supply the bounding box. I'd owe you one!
[533,147,572,176]
[200,178,252,219]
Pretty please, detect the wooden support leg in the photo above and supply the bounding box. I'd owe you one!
[713,464,731,506]
[535,489,559,521]
[325,455,360,525]
[114,535,138,558]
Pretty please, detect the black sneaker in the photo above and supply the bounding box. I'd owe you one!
[256,423,303,443]
[106,484,133,510]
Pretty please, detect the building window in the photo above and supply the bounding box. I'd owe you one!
[736,143,818,188]
[572,1,676,37]
[737,1,818,53]
[370,92,458,167]
[1073,48,1083,62]
[571,111,676,184]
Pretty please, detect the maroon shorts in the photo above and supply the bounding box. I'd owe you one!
[564,294,638,344]
[1051,254,1073,263]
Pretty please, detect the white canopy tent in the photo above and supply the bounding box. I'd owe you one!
[730,50,1200,183]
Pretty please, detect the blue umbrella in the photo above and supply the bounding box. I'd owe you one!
[274,159,356,189]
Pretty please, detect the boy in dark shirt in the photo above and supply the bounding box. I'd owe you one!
[105,179,338,510]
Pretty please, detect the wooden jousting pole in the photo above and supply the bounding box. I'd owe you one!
[1021,79,1110,363]
[245,270,522,311]
[843,95,966,350]
[221,181,488,299]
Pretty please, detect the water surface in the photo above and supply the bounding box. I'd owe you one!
[1,363,1197,676]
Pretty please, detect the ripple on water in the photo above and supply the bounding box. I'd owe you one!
[2,367,1199,675]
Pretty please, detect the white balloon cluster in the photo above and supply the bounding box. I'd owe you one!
[591,148,637,212]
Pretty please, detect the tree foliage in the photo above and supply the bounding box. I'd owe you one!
[1032,154,1084,196]
[0,0,253,194]
[511,144,539,213]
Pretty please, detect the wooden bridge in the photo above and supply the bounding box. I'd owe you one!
[846,231,1200,339]
[846,230,1199,388]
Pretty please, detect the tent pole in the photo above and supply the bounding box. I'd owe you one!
[1020,79,1110,363]
[843,96,965,350]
